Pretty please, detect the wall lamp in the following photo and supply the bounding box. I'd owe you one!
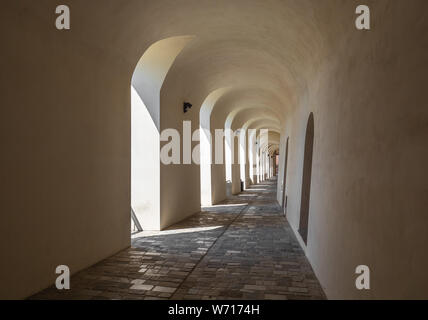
[183,102,192,113]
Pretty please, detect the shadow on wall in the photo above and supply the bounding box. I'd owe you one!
[282,137,289,215]
[298,113,314,245]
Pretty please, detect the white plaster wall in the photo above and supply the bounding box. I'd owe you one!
[279,2,428,299]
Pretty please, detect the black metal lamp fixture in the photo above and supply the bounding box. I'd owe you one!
[183,102,192,113]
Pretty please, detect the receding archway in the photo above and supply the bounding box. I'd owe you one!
[199,88,229,206]
[298,113,314,245]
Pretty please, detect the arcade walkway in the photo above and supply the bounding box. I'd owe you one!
[31,179,325,300]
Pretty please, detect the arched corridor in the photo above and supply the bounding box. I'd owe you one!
[31,178,325,300]
[2,1,428,301]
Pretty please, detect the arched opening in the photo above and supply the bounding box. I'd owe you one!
[298,113,314,245]
[225,114,240,196]
[282,137,289,215]
[131,36,193,231]
[239,128,246,191]
[248,129,257,184]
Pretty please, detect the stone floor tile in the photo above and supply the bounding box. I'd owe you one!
[30,178,325,300]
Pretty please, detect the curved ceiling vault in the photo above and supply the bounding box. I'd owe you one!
[64,0,339,136]
[111,0,336,136]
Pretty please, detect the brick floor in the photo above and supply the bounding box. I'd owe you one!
[30,178,326,300]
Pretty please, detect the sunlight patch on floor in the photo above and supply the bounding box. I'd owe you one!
[132,225,223,239]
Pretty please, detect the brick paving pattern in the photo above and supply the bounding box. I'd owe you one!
[30,178,326,300]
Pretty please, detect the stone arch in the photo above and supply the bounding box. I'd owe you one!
[199,88,230,206]
[131,36,194,230]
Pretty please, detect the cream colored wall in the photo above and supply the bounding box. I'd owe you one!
[158,74,202,229]
[0,3,133,299]
[276,2,428,299]
[211,164,227,204]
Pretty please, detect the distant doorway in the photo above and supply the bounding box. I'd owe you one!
[298,113,314,245]
[282,137,289,215]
